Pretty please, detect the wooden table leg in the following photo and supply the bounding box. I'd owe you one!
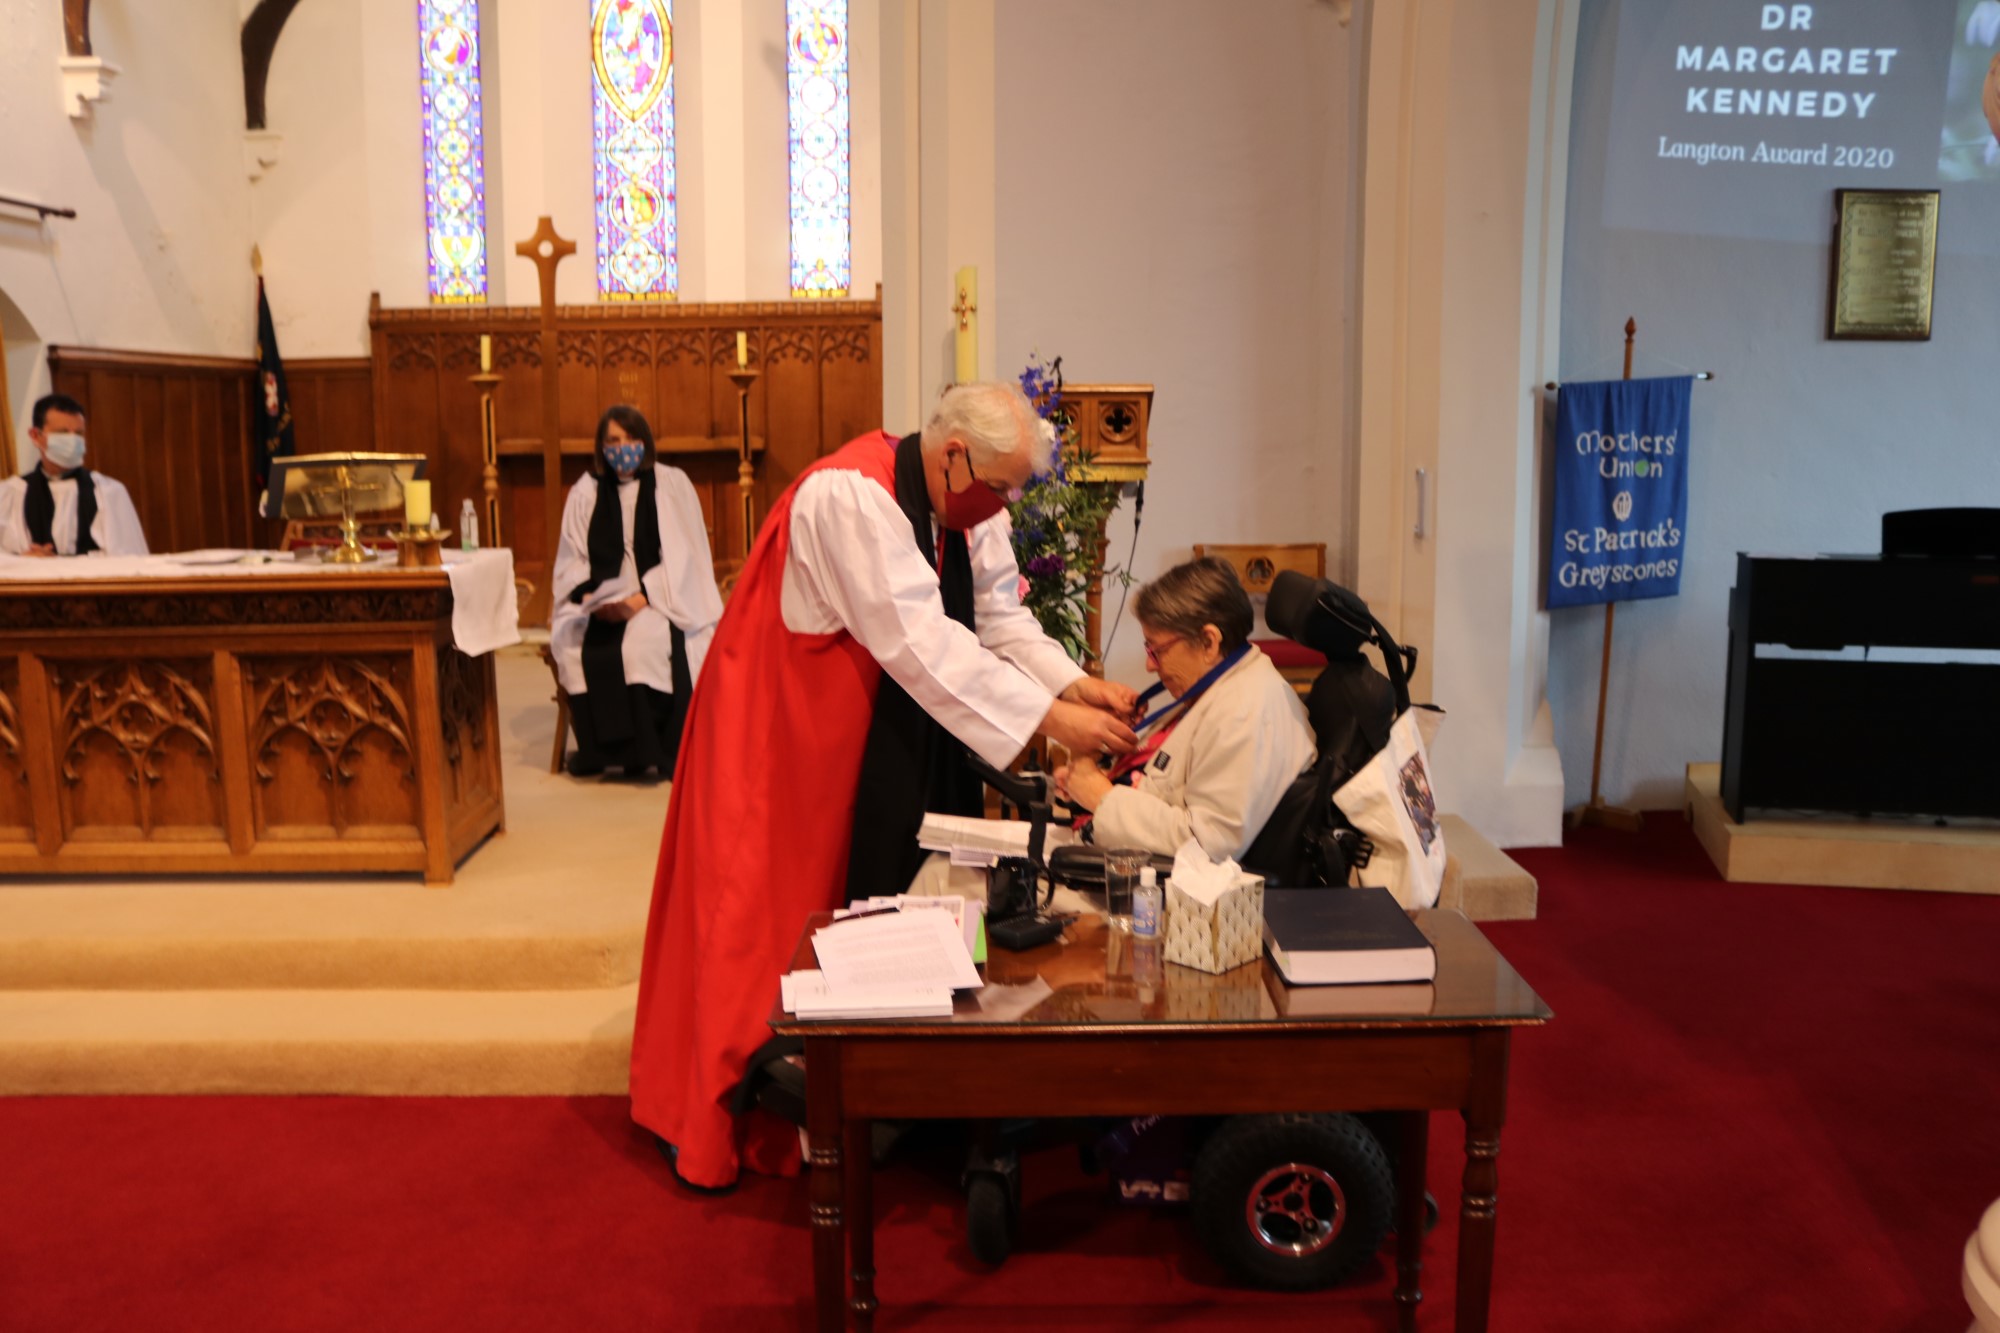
[844,1117,876,1330]
[1455,1031,1511,1333]
[806,1037,848,1332]
[1394,1109,1429,1333]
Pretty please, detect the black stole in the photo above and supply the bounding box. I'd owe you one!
[843,433,984,902]
[22,468,98,555]
[567,468,681,742]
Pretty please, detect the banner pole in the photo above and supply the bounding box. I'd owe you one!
[1569,318,1646,834]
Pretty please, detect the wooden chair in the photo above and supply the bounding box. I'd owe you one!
[1192,543,1329,695]
[542,641,571,775]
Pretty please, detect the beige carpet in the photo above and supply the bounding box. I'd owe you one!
[0,646,655,1095]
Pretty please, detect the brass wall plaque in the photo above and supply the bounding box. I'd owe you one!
[1829,189,1939,341]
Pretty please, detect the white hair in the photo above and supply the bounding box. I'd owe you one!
[921,382,1058,474]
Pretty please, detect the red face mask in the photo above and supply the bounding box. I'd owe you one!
[940,451,1010,530]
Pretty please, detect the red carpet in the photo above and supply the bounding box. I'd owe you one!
[3,818,1994,1331]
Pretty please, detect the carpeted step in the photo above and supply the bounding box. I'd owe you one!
[1438,815,1539,920]
[0,984,637,1096]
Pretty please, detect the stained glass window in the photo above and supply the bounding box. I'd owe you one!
[418,0,488,303]
[787,0,851,299]
[591,0,677,300]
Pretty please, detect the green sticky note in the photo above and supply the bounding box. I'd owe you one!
[975,913,988,965]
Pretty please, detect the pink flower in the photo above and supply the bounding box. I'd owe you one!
[1017,575,1031,601]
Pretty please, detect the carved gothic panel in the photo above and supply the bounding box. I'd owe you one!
[657,330,707,366]
[245,656,419,837]
[559,332,600,369]
[441,336,482,371]
[0,659,29,838]
[494,332,541,370]
[603,331,653,368]
[820,326,872,364]
[51,658,224,838]
[763,328,819,365]
[388,334,438,372]
[437,649,493,811]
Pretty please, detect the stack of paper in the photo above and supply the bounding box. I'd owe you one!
[779,906,983,1021]
[917,813,1076,863]
[836,894,982,960]
[780,970,953,1020]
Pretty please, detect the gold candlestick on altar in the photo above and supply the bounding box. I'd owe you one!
[469,364,503,547]
[726,365,761,559]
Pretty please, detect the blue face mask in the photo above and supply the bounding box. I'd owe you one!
[604,442,645,477]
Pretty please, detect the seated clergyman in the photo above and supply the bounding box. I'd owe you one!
[549,405,725,777]
[1056,556,1317,860]
[0,394,149,557]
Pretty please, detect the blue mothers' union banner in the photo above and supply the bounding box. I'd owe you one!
[1548,375,1692,610]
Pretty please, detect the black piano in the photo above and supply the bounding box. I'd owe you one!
[1720,509,2000,823]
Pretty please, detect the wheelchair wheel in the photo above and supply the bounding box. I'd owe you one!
[965,1171,1016,1267]
[1190,1112,1395,1291]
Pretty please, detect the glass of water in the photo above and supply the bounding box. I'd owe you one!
[1102,847,1150,933]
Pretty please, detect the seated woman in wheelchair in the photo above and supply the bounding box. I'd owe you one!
[1054,556,1315,860]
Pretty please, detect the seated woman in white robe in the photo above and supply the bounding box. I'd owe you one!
[1055,557,1316,861]
[0,393,149,557]
[550,405,724,777]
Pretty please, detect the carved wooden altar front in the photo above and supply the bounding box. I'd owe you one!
[0,571,502,885]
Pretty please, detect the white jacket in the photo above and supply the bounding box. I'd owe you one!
[1091,647,1317,861]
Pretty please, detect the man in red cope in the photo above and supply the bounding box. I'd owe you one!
[630,382,1139,1190]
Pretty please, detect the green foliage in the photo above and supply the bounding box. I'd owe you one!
[1006,355,1131,665]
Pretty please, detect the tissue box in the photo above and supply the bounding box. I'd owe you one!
[1164,872,1265,975]
[1162,957,1268,1019]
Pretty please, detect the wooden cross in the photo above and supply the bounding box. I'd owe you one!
[514,216,576,616]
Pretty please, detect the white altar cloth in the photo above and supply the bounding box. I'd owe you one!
[0,547,523,657]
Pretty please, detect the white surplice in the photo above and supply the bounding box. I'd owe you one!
[0,471,149,556]
[778,467,1085,770]
[549,464,724,698]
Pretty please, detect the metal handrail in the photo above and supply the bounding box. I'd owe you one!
[0,194,77,220]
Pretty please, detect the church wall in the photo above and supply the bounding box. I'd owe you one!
[0,0,256,390]
[6,0,884,372]
[1550,0,2000,810]
[992,0,1357,690]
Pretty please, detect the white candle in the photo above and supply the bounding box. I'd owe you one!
[736,331,748,368]
[479,335,492,372]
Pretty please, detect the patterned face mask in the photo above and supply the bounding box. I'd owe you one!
[604,442,645,476]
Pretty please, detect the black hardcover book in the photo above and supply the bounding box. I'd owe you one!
[1262,887,1436,986]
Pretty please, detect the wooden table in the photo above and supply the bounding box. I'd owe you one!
[0,564,504,884]
[772,911,1550,1331]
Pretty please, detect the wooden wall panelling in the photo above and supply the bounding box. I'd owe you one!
[45,346,343,554]
[285,357,375,455]
[370,293,883,625]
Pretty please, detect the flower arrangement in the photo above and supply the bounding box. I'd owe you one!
[1007,355,1127,665]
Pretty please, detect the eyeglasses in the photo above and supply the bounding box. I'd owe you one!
[952,450,1023,503]
[1142,634,1182,663]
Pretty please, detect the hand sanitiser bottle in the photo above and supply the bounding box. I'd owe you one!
[460,499,479,551]
[1133,866,1162,938]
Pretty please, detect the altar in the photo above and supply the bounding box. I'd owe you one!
[0,550,517,885]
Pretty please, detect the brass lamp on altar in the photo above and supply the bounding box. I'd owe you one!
[267,452,431,564]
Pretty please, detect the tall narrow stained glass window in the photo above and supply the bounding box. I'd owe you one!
[418,0,488,303]
[591,0,677,300]
[787,0,851,298]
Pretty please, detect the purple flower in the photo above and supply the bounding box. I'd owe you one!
[1025,554,1065,578]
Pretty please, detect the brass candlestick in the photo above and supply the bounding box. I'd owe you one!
[726,365,761,559]
[470,367,503,547]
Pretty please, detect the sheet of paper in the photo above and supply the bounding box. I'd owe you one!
[781,969,953,1019]
[813,908,982,993]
